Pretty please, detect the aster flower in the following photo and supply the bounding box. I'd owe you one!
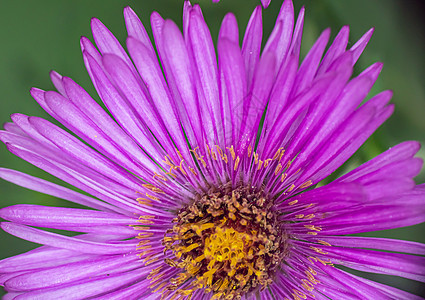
[1,0,424,299]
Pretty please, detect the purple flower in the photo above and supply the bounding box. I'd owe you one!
[1,0,424,299]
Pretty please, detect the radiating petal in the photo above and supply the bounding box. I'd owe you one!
[1,223,136,255]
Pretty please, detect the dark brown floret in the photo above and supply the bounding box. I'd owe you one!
[160,185,289,299]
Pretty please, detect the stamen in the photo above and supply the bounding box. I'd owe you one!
[177,149,184,160]
[226,146,236,160]
[146,193,159,201]
[136,197,153,206]
[317,240,332,246]
[287,184,295,192]
[142,184,165,194]
[153,172,168,181]
[257,160,263,170]
[275,163,283,175]
[299,180,313,189]
[161,186,287,299]
[234,156,240,170]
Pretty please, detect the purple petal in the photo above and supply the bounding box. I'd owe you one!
[317,189,425,234]
[49,71,66,96]
[218,38,246,147]
[123,6,153,53]
[350,27,374,64]
[322,245,425,282]
[0,205,138,228]
[27,115,142,192]
[292,28,330,95]
[126,37,191,161]
[263,0,294,69]
[320,236,425,255]
[91,18,135,73]
[160,20,203,148]
[187,7,221,145]
[4,254,140,291]
[1,223,135,255]
[261,0,271,8]
[83,52,165,165]
[13,268,145,300]
[317,25,350,75]
[242,6,262,87]
[219,13,239,43]
[62,77,155,178]
[0,248,93,273]
[0,168,122,214]
[338,141,421,182]
[239,51,276,150]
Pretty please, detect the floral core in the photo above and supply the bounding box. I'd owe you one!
[161,186,287,299]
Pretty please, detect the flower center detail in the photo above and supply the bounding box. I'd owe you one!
[161,186,288,299]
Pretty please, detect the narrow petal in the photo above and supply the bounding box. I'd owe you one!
[317,190,425,234]
[322,245,425,282]
[292,28,330,95]
[126,37,191,161]
[0,169,122,213]
[261,0,271,8]
[317,25,350,75]
[0,247,94,273]
[187,7,221,145]
[242,6,262,87]
[62,77,154,178]
[5,254,140,291]
[218,38,246,147]
[338,141,421,182]
[91,18,135,73]
[0,205,138,228]
[49,71,66,96]
[263,0,294,69]
[13,268,145,300]
[219,13,238,43]
[27,115,142,191]
[1,223,135,255]
[321,236,425,255]
[83,51,167,165]
[124,6,153,53]
[161,20,203,148]
[350,27,374,64]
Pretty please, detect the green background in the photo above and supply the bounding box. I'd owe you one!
[0,0,424,297]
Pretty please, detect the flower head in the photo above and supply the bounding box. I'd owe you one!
[1,1,424,299]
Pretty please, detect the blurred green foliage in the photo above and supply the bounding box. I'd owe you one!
[0,0,424,297]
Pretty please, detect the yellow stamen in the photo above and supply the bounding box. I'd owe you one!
[153,172,168,181]
[234,156,240,170]
[146,193,159,201]
[299,180,313,189]
[226,145,236,160]
[142,184,165,194]
[263,158,272,168]
[275,163,283,175]
[257,160,263,170]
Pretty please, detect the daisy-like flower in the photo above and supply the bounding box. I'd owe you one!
[1,0,424,299]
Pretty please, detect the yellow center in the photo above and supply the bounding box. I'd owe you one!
[160,187,284,300]
[204,227,251,266]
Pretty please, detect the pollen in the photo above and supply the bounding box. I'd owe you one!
[160,186,288,299]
